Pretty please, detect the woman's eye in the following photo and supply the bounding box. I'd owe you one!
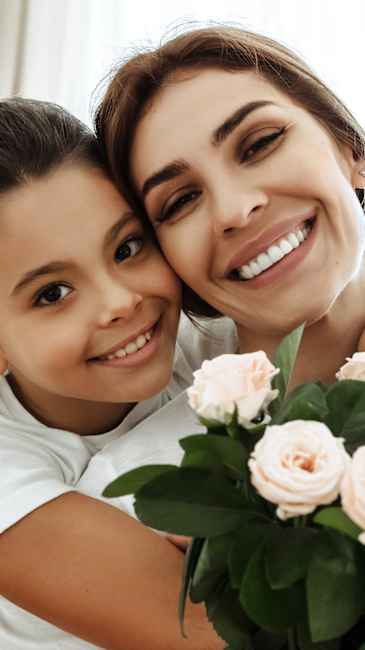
[158,190,201,224]
[34,283,72,307]
[239,126,286,163]
[115,236,144,263]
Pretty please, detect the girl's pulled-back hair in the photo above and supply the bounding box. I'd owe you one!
[0,97,105,194]
[95,25,365,318]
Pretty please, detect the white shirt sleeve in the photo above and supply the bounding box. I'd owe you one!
[0,418,91,534]
[77,391,205,515]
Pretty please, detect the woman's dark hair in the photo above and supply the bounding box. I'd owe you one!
[94,25,365,319]
[0,97,106,194]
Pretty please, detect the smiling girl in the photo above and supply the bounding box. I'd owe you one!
[0,98,231,649]
[95,26,365,389]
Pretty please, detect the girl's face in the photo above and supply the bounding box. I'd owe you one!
[131,69,365,337]
[0,164,180,428]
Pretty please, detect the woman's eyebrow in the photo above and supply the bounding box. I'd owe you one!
[142,161,189,199]
[141,101,275,200]
[212,100,275,146]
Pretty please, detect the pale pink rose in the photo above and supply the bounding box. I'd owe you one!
[187,352,279,428]
[248,420,348,520]
[336,352,365,381]
[341,446,365,544]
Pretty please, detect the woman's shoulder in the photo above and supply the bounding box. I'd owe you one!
[170,314,238,396]
[176,313,238,367]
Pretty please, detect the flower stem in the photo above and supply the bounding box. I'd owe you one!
[288,627,297,650]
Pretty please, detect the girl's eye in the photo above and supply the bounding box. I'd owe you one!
[239,126,287,163]
[34,283,72,307]
[115,236,144,263]
[157,189,201,225]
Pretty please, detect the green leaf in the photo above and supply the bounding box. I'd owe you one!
[134,467,247,537]
[314,507,362,543]
[253,629,287,650]
[297,619,340,649]
[265,526,318,589]
[273,383,329,425]
[205,580,256,646]
[190,534,233,603]
[272,322,305,407]
[229,523,276,589]
[325,380,365,451]
[307,531,365,641]
[178,537,204,637]
[240,544,305,633]
[181,449,224,472]
[180,434,249,479]
[102,464,177,497]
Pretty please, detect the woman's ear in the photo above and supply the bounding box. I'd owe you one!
[356,165,365,188]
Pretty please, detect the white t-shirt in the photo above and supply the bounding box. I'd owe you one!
[0,315,237,650]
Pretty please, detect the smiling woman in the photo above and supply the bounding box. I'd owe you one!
[95,25,365,392]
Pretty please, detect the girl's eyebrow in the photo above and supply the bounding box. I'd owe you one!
[12,261,70,295]
[141,101,275,199]
[12,212,136,296]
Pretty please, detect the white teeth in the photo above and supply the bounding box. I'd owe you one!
[249,260,261,276]
[257,253,272,271]
[99,328,153,360]
[136,334,147,349]
[287,232,300,248]
[235,222,312,281]
[267,245,284,263]
[238,265,254,280]
[278,239,292,255]
[125,341,138,354]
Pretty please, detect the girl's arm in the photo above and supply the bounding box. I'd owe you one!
[0,491,225,650]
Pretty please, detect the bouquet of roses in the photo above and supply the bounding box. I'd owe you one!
[104,324,365,650]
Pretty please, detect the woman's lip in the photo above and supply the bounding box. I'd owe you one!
[90,320,162,368]
[232,216,317,289]
[225,210,317,276]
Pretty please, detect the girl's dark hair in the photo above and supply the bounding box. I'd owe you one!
[0,97,105,194]
[94,25,365,319]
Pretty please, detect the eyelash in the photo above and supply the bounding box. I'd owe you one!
[238,125,287,163]
[33,235,145,308]
[155,126,287,225]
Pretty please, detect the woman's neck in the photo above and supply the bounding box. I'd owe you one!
[236,268,365,389]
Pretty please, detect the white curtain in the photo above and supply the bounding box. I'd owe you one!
[0,0,364,126]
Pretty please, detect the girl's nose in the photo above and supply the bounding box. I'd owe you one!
[97,281,143,328]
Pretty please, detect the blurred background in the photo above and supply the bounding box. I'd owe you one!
[0,0,363,127]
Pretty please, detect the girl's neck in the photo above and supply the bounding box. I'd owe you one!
[7,374,134,435]
[236,269,365,389]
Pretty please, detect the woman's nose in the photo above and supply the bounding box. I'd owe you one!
[97,281,143,328]
[211,186,268,236]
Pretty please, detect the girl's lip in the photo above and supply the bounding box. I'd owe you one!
[231,217,317,289]
[89,319,162,368]
[90,318,159,360]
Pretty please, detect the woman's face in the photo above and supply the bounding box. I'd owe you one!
[0,164,181,427]
[131,68,365,336]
